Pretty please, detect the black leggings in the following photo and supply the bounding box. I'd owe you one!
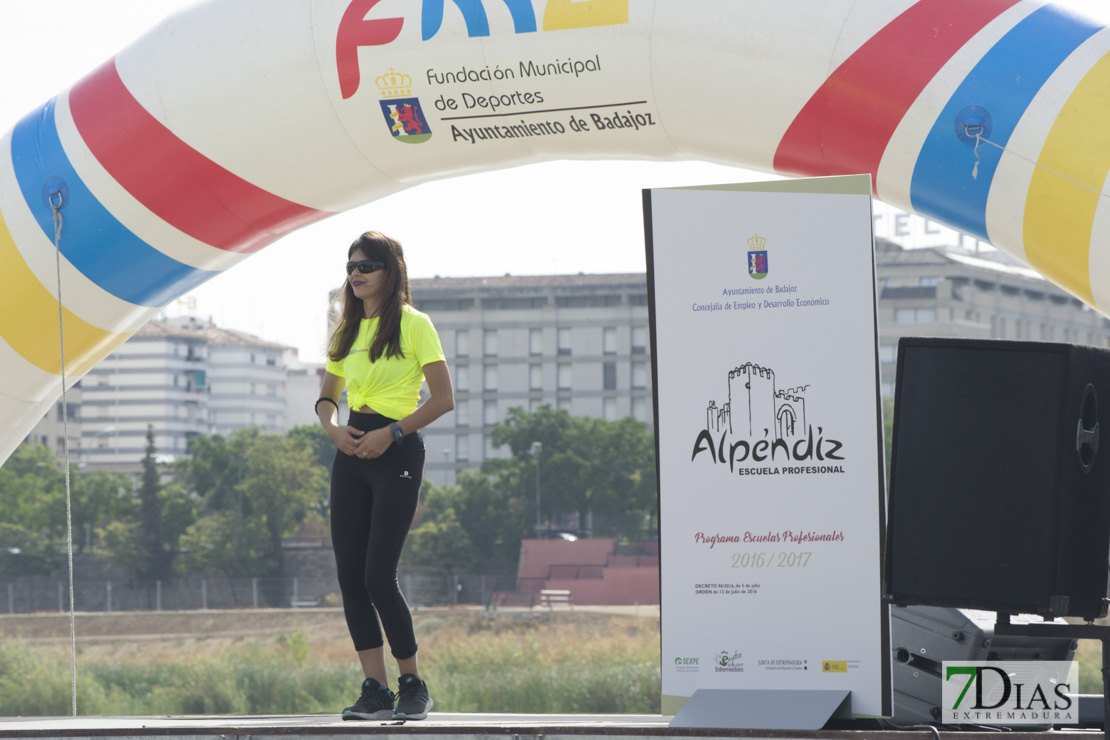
[330,411,425,657]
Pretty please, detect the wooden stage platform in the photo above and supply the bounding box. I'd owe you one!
[0,713,1104,740]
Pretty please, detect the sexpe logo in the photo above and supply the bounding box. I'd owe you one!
[336,0,630,99]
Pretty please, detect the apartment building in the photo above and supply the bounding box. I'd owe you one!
[22,237,1110,477]
[874,239,1110,398]
[75,318,291,473]
[410,273,653,486]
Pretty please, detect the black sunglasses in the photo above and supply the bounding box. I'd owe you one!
[346,260,385,275]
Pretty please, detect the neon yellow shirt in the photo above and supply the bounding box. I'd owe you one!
[325,305,445,419]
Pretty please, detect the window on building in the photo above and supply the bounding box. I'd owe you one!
[878,345,896,364]
[556,295,621,308]
[266,357,276,366]
[557,396,572,411]
[632,326,648,354]
[484,329,498,356]
[603,327,617,354]
[417,298,474,311]
[484,365,498,391]
[893,307,935,324]
[484,400,497,426]
[529,398,542,412]
[603,397,618,421]
[632,362,648,389]
[456,435,469,461]
[455,365,469,391]
[456,399,469,426]
[557,363,572,390]
[603,362,617,390]
[482,297,548,310]
[530,364,542,390]
[557,328,572,355]
[632,397,649,423]
[529,328,542,355]
[456,331,469,357]
[918,276,940,286]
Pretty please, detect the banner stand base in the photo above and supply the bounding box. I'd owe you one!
[669,689,851,730]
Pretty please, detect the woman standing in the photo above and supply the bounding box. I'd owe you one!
[316,231,454,720]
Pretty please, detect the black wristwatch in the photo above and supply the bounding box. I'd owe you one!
[389,422,405,445]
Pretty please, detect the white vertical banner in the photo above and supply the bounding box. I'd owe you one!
[645,175,891,720]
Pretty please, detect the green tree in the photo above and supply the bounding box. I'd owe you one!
[99,433,197,578]
[177,428,327,605]
[405,406,658,574]
[0,445,67,575]
[71,470,135,554]
[491,406,657,539]
[403,493,473,570]
[136,426,173,579]
[288,423,337,472]
[177,432,242,512]
[286,423,336,519]
[0,522,57,576]
[236,432,327,596]
[177,510,273,602]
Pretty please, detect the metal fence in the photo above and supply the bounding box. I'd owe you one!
[0,570,518,615]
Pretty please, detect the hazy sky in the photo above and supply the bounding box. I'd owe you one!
[2,1,1107,362]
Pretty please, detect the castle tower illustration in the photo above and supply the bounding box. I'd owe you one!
[707,363,808,439]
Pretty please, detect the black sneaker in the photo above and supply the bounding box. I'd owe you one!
[394,673,433,720]
[342,677,395,720]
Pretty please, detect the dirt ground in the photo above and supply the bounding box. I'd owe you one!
[0,604,659,648]
[0,607,349,648]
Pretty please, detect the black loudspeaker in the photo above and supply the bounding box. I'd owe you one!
[885,337,1110,620]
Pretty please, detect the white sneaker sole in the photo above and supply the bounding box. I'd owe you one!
[342,708,395,721]
[394,698,434,720]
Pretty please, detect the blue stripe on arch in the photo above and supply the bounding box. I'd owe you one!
[909,5,1102,243]
[10,98,219,307]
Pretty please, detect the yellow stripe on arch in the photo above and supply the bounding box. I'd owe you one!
[1023,51,1110,307]
[0,207,130,376]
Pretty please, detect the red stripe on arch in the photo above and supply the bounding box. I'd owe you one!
[773,0,1021,194]
[69,60,331,253]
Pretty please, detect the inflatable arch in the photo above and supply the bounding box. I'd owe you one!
[2,0,1110,464]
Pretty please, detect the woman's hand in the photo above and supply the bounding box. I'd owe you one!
[351,426,393,459]
[326,424,365,456]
